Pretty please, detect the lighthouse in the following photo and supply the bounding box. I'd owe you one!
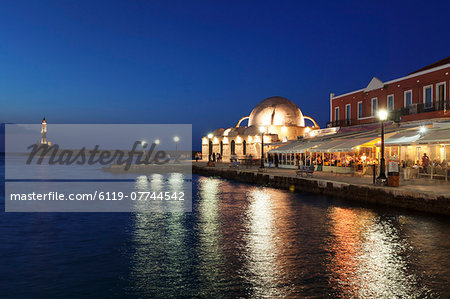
[41,117,47,144]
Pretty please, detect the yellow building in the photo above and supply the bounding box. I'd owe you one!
[202,96,319,161]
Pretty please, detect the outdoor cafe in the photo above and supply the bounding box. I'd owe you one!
[266,124,450,181]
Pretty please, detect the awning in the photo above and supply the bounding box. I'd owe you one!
[309,139,350,153]
[290,140,323,153]
[268,141,301,154]
[417,128,450,144]
[329,137,379,152]
[384,130,421,145]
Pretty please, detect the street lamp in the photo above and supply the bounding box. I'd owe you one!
[376,109,388,185]
[173,136,180,162]
[174,136,180,152]
[419,126,427,134]
[207,133,213,161]
[154,139,160,145]
[259,126,266,168]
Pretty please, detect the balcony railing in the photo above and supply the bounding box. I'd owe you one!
[400,100,450,116]
[327,99,450,128]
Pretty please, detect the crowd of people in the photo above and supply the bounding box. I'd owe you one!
[401,153,448,174]
[200,150,448,178]
[266,152,379,169]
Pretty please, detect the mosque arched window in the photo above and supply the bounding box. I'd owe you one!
[220,141,223,155]
[243,140,246,155]
[231,140,236,155]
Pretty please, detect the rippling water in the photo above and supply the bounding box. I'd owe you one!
[1,172,450,297]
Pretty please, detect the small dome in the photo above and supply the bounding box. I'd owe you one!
[227,127,246,137]
[248,96,304,127]
[244,126,261,135]
[213,128,225,136]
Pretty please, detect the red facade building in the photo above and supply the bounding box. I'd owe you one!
[329,57,450,128]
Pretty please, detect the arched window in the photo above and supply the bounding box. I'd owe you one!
[231,140,236,155]
[243,140,246,155]
[220,141,223,155]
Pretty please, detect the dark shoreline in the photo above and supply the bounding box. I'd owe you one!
[193,165,450,217]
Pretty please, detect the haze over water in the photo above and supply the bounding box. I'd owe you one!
[1,161,449,297]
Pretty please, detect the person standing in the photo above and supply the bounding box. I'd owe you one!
[422,153,430,174]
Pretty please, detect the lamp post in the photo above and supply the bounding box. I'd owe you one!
[376,109,388,185]
[174,136,179,152]
[207,133,213,161]
[259,126,266,168]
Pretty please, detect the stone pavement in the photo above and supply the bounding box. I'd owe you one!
[193,161,450,198]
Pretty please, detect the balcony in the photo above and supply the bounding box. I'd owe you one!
[399,100,450,117]
[327,99,450,128]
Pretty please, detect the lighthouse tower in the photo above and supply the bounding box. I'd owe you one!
[41,117,47,144]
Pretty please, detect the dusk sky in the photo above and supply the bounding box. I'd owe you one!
[1,1,449,149]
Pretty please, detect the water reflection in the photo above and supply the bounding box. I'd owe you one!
[326,207,430,297]
[123,176,448,297]
[196,177,224,293]
[149,173,164,191]
[244,188,279,297]
[132,173,188,213]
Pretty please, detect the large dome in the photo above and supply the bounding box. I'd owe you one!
[248,96,305,127]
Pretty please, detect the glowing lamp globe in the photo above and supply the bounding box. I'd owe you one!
[378,109,388,121]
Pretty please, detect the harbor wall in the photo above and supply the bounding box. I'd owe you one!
[193,165,450,216]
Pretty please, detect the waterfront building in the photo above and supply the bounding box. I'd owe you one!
[268,57,450,181]
[329,57,450,128]
[202,96,320,161]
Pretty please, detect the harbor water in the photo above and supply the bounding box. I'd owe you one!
[1,160,450,297]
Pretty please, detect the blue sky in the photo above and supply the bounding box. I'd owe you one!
[1,0,449,149]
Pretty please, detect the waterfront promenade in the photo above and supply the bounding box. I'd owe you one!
[193,161,450,216]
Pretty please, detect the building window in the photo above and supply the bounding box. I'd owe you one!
[404,90,412,107]
[231,140,235,155]
[242,140,246,155]
[423,85,433,108]
[334,107,339,122]
[387,95,394,111]
[371,98,377,116]
[358,101,363,118]
[345,104,351,124]
[220,141,223,155]
[436,82,446,109]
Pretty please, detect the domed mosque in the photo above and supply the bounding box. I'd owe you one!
[202,96,319,161]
